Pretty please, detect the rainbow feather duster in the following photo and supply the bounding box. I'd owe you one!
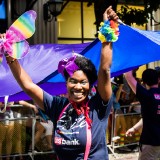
[0,10,36,63]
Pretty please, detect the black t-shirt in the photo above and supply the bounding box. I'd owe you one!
[43,91,113,160]
[136,83,160,146]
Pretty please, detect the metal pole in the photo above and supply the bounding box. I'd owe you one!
[7,0,12,27]
[54,17,58,43]
[80,1,84,43]
[31,117,36,159]
[148,11,156,69]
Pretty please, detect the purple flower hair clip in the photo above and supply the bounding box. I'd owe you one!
[58,55,80,77]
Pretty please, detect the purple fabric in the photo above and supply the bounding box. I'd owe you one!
[0,43,89,99]
[0,82,67,102]
[58,55,79,77]
[1,24,160,102]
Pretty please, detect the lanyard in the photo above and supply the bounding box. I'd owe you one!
[57,102,92,160]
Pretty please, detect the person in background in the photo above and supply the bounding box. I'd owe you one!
[157,68,160,87]
[125,68,160,160]
[0,102,14,160]
[111,75,127,146]
[19,100,53,151]
[0,6,119,160]
[127,69,141,144]
[126,68,160,151]
[13,101,24,159]
[39,118,53,151]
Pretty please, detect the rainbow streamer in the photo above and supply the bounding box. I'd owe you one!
[0,10,37,63]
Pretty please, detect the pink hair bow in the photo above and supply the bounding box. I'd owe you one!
[58,55,80,77]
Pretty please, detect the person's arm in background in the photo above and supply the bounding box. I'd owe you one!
[0,34,44,110]
[124,70,137,94]
[126,118,143,137]
[128,103,133,113]
[19,100,49,123]
[0,102,3,108]
[128,100,140,113]
[19,100,38,114]
[115,84,124,102]
[97,6,119,102]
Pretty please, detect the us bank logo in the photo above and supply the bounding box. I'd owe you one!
[55,137,80,145]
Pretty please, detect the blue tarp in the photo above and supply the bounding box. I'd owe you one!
[0,24,160,102]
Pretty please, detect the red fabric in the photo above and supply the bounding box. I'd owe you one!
[71,101,92,128]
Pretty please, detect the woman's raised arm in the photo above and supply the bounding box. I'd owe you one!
[0,33,44,110]
[97,6,119,102]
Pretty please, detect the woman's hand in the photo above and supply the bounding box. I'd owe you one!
[103,6,119,22]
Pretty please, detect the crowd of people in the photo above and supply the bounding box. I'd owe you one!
[0,5,160,160]
[19,100,54,152]
[107,73,141,148]
[0,101,54,160]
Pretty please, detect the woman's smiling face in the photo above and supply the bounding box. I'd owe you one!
[66,70,90,103]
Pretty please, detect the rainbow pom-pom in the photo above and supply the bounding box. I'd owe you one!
[98,20,119,43]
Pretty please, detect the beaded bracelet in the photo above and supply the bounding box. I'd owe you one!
[98,20,119,43]
[7,58,16,64]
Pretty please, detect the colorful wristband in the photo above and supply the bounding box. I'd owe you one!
[98,20,119,43]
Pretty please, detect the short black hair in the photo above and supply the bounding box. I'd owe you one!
[64,56,97,85]
[142,68,158,86]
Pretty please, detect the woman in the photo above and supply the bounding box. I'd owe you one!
[0,6,119,160]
